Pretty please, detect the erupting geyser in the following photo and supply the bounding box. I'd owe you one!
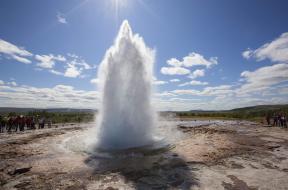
[96,20,156,150]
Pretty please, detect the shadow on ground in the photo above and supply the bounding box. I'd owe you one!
[84,145,199,189]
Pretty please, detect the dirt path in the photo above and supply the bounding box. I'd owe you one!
[0,122,288,189]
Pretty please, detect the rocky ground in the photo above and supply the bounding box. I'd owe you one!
[0,121,288,190]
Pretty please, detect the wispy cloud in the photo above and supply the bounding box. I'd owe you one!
[35,54,66,69]
[0,39,32,64]
[161,66,190,75]
[152,77,168,85]
[167,52,218,68]
[0,82,99,108]
[238,63,288,95]
[35,53,93,78]
[188,69,205,79]
[90,78,100,84]
[178,80,208,87]
[57,12,67,24]
[170,79,180,82]
[153,80,168,85]
[243,32,288,63]
[64,63,81,78]
[161,52,217,76]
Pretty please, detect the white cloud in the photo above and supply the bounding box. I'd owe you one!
[171,89,200,95]
[155,73,288,110]
[154,91,177,97]
[6,81,18,86]
[90,78,100,84]
[0,80,4,85]
[69,58,91,69]
[161,67,190,75]
[57,13,67,24]
[34,54,92,78]
[278,87,288,95]
[178,80,208,87]
[0,39,32,64]
[201,85,233,96]
[158,63,288,110]
[64,64,81,78]
[49,69,64,76]
[0,38,92,78]
[0,83,99,108]
[153,80,168,85]
[167,58,182,67]
[152,77,168,85]
[238,63,288,95]
[242,49,253,59]
[170,79,180,82]
[11,55,31,64]
[10,81,17,86]
[162,52,217,77]
[167,52,218,68]
[243,32,288,62]
[182,52,218,68]
[188,69,205,79]
[35,54,66,69]
[171,85,233,97]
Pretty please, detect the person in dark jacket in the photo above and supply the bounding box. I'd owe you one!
[273,113,278,126]
[265,113,271,125]
[0,115,4,133]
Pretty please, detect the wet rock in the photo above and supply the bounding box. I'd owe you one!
[172,153,178,157]
[230,161,245,169]
[262,162,279,169]
[105,187,118,190]
[222,175,258,190]
[14,181,32,189]
[267,143,281,150]
[9,167,32,176]
[282,168,288,172]
[138,176,167,188]
[167,173,184,186]
[169,158,187,168]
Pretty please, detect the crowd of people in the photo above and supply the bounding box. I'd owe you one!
[0,115,52,133]
[266,113,287,127]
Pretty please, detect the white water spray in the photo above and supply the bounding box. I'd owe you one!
[96,20,156,150]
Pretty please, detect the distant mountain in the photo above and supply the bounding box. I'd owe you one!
[174,104,288,120]
[186,104,288,113]
[188,109,218,113]
[0,107,96,114]
[230,104,288,112]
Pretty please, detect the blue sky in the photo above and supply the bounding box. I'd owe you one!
[0,0,288,110]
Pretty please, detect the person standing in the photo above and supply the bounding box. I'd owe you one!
[47,119,52,128]
[7,117,13,132]
[0,115,3,133]
[283,114,287,128]
[273,113,278,126]
[14,116,20,132]
[20,115,25,131]
[265,113,271,126]
[31,116,36,129]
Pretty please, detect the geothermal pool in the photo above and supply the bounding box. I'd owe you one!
[60,119,256,155]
